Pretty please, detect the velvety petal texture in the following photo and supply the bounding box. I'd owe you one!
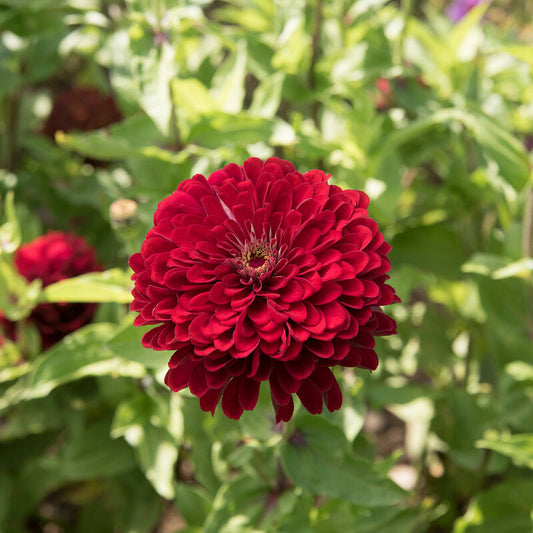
[14,231,102,348]
[130,158,399,422]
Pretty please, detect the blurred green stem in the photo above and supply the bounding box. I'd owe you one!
[397,0,414,65]
[5,89,21,171]
[523,189,533,259]
[169,81,183,151]
[309,0,323,126]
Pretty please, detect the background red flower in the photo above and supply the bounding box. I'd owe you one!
[130,158,399,421]
[42,87,122,138]
[14,231,102,348]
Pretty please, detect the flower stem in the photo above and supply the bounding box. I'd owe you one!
[309,0,323,126]
[522,188,533,259]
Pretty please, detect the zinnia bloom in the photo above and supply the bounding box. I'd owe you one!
[446,0,490,22]
[42,87,122,138]
[130,158,399,421]
[15,231,102,348]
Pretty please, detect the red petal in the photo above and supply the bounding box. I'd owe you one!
[322,301,349,331]
[222,379,245,419]
[276,365,300,393]
[205,369,229,389]
[359,348,379,370]
[324,379,343,412]
[297,380,323,414]
[285,350,315,379]
[272,397,294,423]
[199,388,223,415]
[309,366,335,392]
[189,365,209,396]
[164,359,196,391]
[239,378,260,411]
[270,374,292,405]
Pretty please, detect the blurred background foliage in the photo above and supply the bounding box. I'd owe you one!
[1,0,533,531]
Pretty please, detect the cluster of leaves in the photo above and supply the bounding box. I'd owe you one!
[1,0,533,531]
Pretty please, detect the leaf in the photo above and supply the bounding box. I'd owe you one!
[0,324,146,408]
[136,423,178,499]
[188,113,275,148]
[0,191,20,253]
[453,479,533,533]
[41,268,133,304]
[0,395,63,441]
[107,320,172,369]
[463,110,530,191]
[202,477,270,533]
[476,433,533,470]
[462,253,512,276]
[0,470,9,529]
[112,394,179,499]
[59,417,136,480]
[175,483,211,527]
[390,223,467,278]
[448,2,489,61]
[249,73,285,118]
[56,128,187,164]
[280,416,406,507]
[134,40,177,136]
[502,45,533,69]
[210,39,247,114]
[171,78,217,118]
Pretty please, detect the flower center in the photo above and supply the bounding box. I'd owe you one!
[236,237,277,283]
[248,255,266,269]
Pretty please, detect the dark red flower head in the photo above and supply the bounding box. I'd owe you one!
[42,87,122,138]
[14,231,102,348]
[130,158,399,422]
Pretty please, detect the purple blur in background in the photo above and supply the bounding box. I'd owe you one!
[446,0,490,22]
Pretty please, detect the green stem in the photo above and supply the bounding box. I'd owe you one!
[397,0,414,65]
[522,188,533,259]
[6,89,22,172]
[308,0,323,127]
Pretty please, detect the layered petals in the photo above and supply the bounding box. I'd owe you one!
[14,231,102,348]
[130,158,399,421]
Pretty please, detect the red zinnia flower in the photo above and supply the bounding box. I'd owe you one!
[42,87,122,138]
[130,158,399,422]
[14,231,102,348]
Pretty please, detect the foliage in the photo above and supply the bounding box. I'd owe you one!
[1,0,533,531]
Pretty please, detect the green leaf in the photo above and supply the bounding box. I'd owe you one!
[188,113,275,148]
[172,78,217,118]
[501,45,533,69]
[41,268,133,304]
[463,110,530,191]
[210,39,247,114]
[0,470,9,529]
[202,477,270,533]
[0,255,41,320]
[107,320,172,369]
[134,40,177,136]
[0,191,21,253]
[249,72,285,118]
[0,324,146,408]
[453,479,533,533]
[462,254,533,280]
[280,416,406,507]
[390,223,467,278]
[448,2,490,60]
[476,433,533,470]
[175,483,211,527]
[136,423,178,499]
[112,393,179,499]
[59,417,136,480]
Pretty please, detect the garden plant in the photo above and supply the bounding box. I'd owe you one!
[1,0,533,531]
